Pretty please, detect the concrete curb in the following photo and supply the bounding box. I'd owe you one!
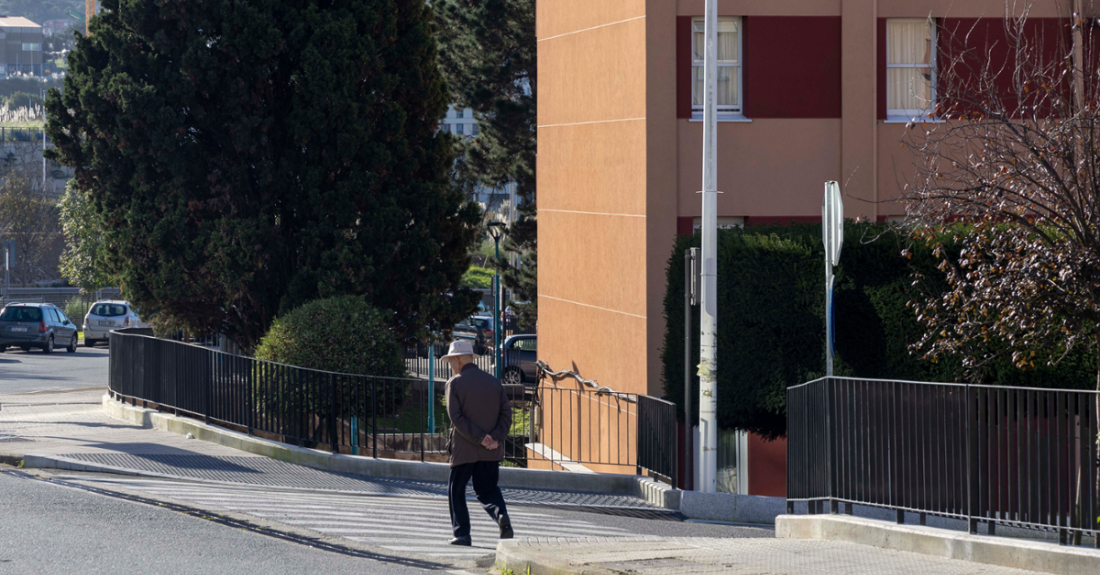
[495,540,617,575]
[90,394,679,508]
[680,491,785,524]
[777,514,1100,575]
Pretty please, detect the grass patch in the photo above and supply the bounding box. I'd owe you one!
[0,120,43,128]
[462,266,494,289]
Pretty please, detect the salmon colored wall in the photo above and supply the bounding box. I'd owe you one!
[646,0,679,396]
[538,2,653,400]
[677,120,842,218]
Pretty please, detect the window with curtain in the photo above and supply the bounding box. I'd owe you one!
[887,19,935,119]
[692,17,741,115]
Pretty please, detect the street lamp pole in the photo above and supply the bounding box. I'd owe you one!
[697,0,720,493]
[488,222,506,379]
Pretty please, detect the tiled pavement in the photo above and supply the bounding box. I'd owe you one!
[0,390,661,508]
[62,475,639,560]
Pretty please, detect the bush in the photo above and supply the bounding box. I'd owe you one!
[64,297,88,324]
[462,266,494,289]
[662,223,1096,439]
[255,296,406,378]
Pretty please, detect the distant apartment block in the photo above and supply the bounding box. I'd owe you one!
[0,16,43,76]
[441,105,480,137]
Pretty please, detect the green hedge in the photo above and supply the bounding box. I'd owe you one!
[662,223,1096,439]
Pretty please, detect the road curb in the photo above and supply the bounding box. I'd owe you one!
[495,540,618,575]
[777,514,1100,575]
[93,394,679,508]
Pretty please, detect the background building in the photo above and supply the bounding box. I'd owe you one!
[537,0,1092,491]
[0,16,43,76]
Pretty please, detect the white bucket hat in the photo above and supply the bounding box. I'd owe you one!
[441,339,477,359]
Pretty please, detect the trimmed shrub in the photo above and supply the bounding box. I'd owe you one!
[662,223,1095,439]
[255,296,406,378]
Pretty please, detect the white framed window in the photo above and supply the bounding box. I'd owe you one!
[887,18,936,120]
[692,17,742,117]
[456,123,464,135]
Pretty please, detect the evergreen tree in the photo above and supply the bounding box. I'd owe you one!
[58,181,114,292]
[435,0,537,329]
[46,0,480,349]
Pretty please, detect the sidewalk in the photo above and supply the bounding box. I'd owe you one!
[495,536,1050,575]
[0,389,663,509]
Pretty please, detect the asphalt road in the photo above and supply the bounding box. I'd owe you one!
[0,345,109,394]
[0,470,463,575]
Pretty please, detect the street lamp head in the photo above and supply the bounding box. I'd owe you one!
[487,221,506,240]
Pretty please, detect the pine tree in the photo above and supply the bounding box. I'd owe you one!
[46,0,481,349]
[435,0,537,330]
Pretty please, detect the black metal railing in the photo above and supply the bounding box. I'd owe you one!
[788,377,1100,545]
[638,394,678,482]
[110,330,677,478]
[404,342,532,383]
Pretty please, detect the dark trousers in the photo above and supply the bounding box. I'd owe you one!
[449,461,508,538]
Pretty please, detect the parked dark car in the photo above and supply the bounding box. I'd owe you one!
[451,322,485,355]
[501,334,537,385]
[0,302,79,353]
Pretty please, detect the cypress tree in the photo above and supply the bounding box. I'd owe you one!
[435,0,537,329]
[46,0,480,349]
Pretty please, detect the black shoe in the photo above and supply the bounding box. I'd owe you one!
[449,536,472,546]
[498,514,514,539]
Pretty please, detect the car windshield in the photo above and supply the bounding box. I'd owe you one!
[0,307,42,322]
[91,304,127,317]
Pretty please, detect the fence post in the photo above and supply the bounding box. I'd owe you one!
[204,348,211,424]
[372,378,378,459]
[967,383,978,535]
[827,377,839,514]
[330,373,338,454]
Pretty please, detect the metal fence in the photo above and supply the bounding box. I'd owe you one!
[109,330,677,479]
[0,127,47,142]
[788,377,1100,546]
[404,342,499,380]
[1,288,122,315]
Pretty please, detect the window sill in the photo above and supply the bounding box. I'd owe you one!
[689,114,753,123]
[884,115,946,124]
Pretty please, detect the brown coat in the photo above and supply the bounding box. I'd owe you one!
[446,363,512,467]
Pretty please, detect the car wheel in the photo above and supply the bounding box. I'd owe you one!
[43,337,54,354]
[502,366,523,385]
[67,334,77,353]
[84,338,96,348]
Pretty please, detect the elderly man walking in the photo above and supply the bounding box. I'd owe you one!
[441,340,514,546]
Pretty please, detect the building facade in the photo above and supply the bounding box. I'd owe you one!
[0,17,43,76]
[538,1,1092,485]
